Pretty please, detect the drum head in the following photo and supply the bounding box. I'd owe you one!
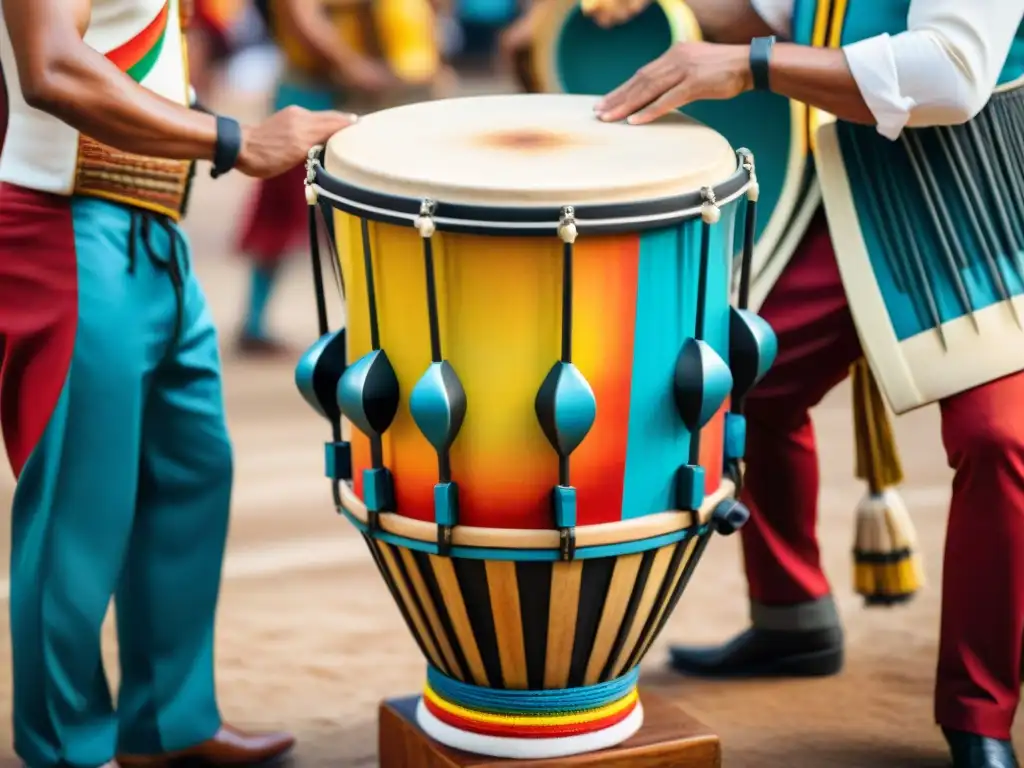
[323,94,737,207]
[532,0,810,278]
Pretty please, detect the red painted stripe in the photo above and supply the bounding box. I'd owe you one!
[0,184,78,478]
[423,697,637,739]
[106,3,170,72]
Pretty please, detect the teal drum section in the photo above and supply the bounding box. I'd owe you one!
[537,0,813,283]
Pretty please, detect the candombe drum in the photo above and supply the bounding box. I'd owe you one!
[295,94,777,759]
[525,0,820,309]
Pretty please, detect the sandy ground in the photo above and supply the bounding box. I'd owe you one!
[0,75,1020,768]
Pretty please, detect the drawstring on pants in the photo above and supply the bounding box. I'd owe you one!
[127,209,188,354]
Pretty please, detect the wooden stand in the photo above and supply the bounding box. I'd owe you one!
[378,691,721,768]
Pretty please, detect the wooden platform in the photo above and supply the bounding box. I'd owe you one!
[378,691,721,767]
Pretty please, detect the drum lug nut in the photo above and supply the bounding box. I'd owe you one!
[558,206,578,244]
[367,510,381,533]
[710,498,751,536]
[437,524,453,556]
[700,187,721,225]
[559,527,577,561]
[416,199,437,238]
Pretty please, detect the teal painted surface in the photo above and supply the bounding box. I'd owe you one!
[535,361,597,456]
[788,0,1024,339]
[837,1,1024,85]
[837,119,1024,340]
[274,79,338,111]
[410,360,467,451]
[12,198,227,767]
[553,4,797,248]
[295,330,339,419]
[619,205,736,521]
[456,0,517,25]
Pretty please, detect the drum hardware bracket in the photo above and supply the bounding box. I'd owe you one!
[738,147,760,202]
[559,526,577,561]
[437,523,453,555]
[558,206,578,243]
[700,188,721,225]
[416,199,438,238]
[305,146,323,205]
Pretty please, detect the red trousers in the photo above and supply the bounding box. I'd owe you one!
[743,214,1024,739]
[235,165,307,265]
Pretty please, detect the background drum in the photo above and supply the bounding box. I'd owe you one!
[296,93,777,759]
[522,0,818,310]
[258,0,447,110]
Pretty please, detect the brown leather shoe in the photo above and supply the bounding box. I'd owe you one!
[118,725,295,767]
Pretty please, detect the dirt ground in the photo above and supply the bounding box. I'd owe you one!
[0,77,1020,768]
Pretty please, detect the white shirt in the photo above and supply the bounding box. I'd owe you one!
[751,0,1024,140]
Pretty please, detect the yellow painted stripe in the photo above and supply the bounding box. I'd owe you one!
[485,560,529,689]
[543,559,583,689]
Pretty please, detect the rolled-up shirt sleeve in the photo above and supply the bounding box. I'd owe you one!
[843,0,1024,140]
[750,0,794,38]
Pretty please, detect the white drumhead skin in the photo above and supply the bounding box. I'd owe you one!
[324,94,737,207]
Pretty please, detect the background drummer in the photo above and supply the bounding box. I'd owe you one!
[233,0,403,356]
[579,2,1024,767]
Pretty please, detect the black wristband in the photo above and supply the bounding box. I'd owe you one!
[210,115,242,179]
[750,36,776,92]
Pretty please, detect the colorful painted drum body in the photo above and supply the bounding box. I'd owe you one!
[527,0,819,310]
[296,94,777,758]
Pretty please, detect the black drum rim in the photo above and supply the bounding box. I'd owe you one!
[309,149,752,236]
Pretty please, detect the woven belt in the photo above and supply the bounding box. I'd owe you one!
[75,135,194,221]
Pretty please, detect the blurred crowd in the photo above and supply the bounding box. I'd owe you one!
[189,0,537,357]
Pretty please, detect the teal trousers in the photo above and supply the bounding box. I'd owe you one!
[0,185,229,768]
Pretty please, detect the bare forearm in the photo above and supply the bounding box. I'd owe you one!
[4,0,217,160]
[30,49,217,159]
[767,43,874,125]
[687,0,777,44]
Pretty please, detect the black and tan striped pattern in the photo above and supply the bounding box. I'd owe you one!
[365,533,712,690]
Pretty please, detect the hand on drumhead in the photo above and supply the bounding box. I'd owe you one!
[594,42,752,124]
[237,106,358,179]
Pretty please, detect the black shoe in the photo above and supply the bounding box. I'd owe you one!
[944,728,1019,768]
[668,626,844,678]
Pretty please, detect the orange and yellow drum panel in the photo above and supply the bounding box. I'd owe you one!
[334,208,736,533]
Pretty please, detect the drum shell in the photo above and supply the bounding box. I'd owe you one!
[332,205,738,531]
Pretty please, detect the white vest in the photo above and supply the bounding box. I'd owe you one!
[0,0,192,218]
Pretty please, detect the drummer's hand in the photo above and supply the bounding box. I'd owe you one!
[331,54,402,95]
[237,106,358,179]
[581,0,651,28]
[594,42,752,124]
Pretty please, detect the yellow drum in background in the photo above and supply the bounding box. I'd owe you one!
[270,0,441,86]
